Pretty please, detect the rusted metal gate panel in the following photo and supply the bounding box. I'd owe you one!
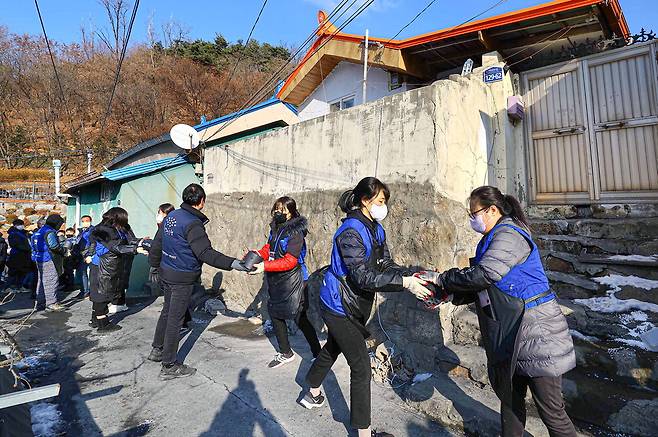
[523,41,658,204]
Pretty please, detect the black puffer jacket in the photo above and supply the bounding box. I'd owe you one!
[265,216,308,319]
[331,210,417,333]
[89,225,139,301]
[6,227,32,272]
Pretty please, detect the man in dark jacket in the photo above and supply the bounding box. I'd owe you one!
[148,183,249,379]
[5,219,32,292]
[30,214,66,311]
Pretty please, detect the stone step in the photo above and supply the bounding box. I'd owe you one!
[405,372,551,436]
[542,251,658,281]
[530,217,658,240]
[535,234,658,257]
[546,270,605,295]
[527,203,658,220]
[562,369,658,437]
[578,253,658,268]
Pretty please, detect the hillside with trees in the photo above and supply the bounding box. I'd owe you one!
[0,1,292,173]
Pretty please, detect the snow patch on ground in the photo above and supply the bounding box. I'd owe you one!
[615,338,655,351]
[570,329,597,342]
[574,295,658,313]
[608,254,658,263]
[619,311,649,324]
[592,274,658,292]
[31,402,63,437]
[575,275,658,314]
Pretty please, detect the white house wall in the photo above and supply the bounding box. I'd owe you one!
[298,61,408,121]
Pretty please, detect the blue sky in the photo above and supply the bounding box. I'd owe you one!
[1,0,654,48]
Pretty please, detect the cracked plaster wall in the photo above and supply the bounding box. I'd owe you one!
[203,53,517,205]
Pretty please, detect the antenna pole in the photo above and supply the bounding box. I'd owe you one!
[362,29,369,105]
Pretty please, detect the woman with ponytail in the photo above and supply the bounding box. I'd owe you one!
[301,177,433,437]
[420,186,577,437]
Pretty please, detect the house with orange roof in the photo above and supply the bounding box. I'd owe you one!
[279,0,629,122]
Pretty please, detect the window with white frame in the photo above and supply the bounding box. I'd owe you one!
[329,95,356,112]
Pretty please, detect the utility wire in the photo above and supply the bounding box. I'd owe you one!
[34,0,67,112]
[198,0,353,142]
[216,0,269,108]
[33,0,81,151]
[389,0,439,42]
[99,0,140,135]
[422,0,511,68]
[203,0,373,144]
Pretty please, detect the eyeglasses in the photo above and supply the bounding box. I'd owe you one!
[468,206,490,220]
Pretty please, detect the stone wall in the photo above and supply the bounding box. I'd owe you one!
[202,183,479,372]
[0,200,66,236]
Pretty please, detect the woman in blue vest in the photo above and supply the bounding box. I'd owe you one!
[88,207,146,333]
[421,186,577,437]
[249,196,321,369]
[30,214,66,311]
[301,177,432,437]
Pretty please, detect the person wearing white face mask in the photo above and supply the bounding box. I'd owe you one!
[419,186,576,437]
[301,177,432,437]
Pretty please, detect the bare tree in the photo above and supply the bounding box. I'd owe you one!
[96,0,130,59]
[161,18,189,49]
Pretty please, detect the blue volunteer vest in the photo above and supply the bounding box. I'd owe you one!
[268,227,309,280]
[474,223,554,310]
[161,208,202,272]
[30,225,55,263]
[320,218,386,316]
[80,226,94,248]
[91,228,125,266]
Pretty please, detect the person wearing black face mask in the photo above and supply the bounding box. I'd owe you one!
[248,196,321,369]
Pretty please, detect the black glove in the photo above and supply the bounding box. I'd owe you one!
[230,259,250,272]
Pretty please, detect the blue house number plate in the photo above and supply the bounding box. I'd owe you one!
[483,66,504,84]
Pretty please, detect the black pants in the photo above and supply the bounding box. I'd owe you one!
[92,301,109,317]
[501,374,577,437]
[306,310,371,429]
[271,311,321,357]
[152,279,194,365]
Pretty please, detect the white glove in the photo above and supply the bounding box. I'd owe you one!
[417,270,441,286]
[402,276,433,300]
[136,247,148,255]
[248,261,265,275]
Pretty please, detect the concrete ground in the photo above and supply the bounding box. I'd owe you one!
[2,291,460,437]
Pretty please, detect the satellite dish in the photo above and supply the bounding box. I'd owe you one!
[170,124,200,150]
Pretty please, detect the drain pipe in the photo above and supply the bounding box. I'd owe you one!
[53,159,81,227]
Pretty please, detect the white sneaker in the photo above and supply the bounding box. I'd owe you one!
[267,352,296,369]
[107,304,123,314]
